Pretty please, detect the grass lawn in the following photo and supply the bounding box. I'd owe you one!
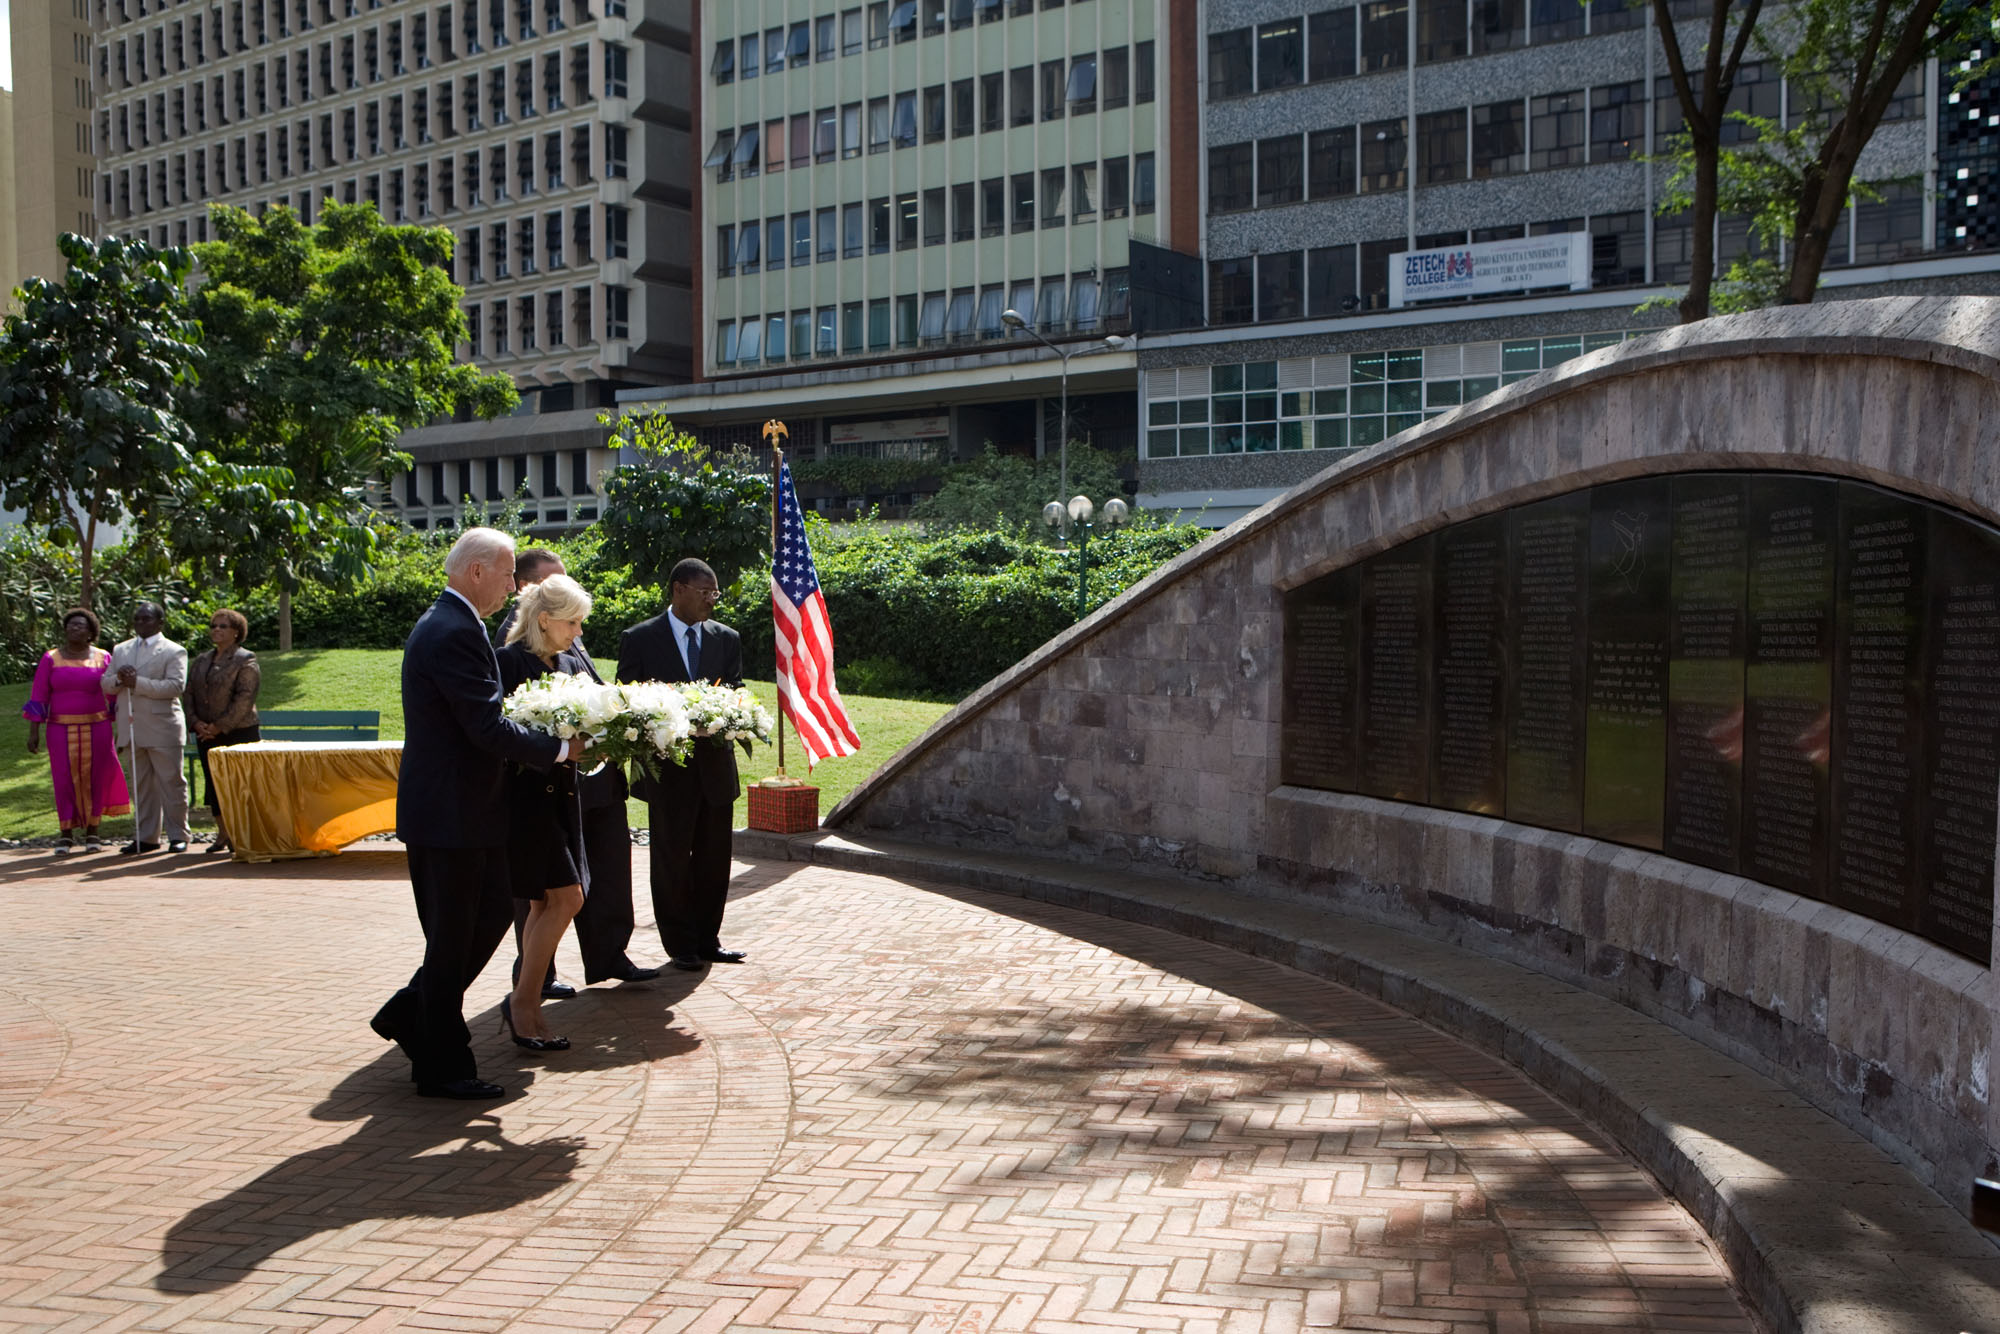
[0,649,953,841]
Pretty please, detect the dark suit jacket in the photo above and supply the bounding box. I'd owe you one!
[398,591,563,847]
[617,612,744,806]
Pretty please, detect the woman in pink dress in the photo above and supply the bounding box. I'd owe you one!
[23,608,132,855]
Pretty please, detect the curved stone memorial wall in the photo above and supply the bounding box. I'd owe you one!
[1284,474,2000,965]
[829,298,2000,1211]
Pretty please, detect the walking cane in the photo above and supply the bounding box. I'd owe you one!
[122,681,143,849]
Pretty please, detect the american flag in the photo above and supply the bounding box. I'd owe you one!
[772,464,860,765]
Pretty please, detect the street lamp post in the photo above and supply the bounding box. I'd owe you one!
[1001,308,1131,505]
[1042,493,1131,620]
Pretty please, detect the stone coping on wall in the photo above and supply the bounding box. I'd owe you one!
[827,296,2000,829]
[731,828,2000,1334]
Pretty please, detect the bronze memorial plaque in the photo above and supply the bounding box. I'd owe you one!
[1584,478,1673,849]
[1431,515,1509,814]
[1281,566,1360,791]
[1740,478,1836,898]
[1829,482,1926,926]
[1663,474,1748,873]
[1505,492,1591,831]
[1279,470,2000,965]
[1358,546,1433,803]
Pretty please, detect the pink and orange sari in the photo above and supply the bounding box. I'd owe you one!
[23,649,132,830]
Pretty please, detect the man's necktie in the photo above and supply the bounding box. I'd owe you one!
[684,624,701,680]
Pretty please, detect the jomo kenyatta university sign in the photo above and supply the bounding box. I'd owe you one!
[1389,233,1592,307]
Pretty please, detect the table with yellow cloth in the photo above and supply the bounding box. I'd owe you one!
[207,740,402,862]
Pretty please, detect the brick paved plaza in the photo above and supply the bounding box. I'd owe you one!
[0,850,1754,1332]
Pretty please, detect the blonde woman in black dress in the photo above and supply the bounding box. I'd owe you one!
[495,573,594,1050]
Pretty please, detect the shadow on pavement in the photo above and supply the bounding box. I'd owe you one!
[0,849,410,884]
[154,1052,583,1295]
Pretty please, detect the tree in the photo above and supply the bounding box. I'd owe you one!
[596,409,773,590]
[1653,0,2000,318]
[1652,0,1770,324]
[176,202,517,646]
[0,234,208,609]
[912,442,1132,538]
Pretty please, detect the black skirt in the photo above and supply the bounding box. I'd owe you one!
[495,642,591,900]
[198,726,262,814]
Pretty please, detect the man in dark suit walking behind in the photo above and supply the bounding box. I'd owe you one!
[372,527,587,1099]
[617,558,747,973]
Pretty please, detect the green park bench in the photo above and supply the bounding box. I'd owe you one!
[182,709,382,792]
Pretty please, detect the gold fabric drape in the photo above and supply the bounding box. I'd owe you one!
[208,741,402,862]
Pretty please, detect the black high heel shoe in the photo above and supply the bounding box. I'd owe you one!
[499,995,571,1051]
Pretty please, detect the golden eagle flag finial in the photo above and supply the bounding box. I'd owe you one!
[763,419,789,449]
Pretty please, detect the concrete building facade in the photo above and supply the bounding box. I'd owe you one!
[618,0,1203,507]
[85,0,699,534]
[9,0,101,292]
[1134,2,2000,526]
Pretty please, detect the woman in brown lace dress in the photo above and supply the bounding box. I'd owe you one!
[186,608,262,855]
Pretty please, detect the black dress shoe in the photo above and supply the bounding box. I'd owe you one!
[166,839,188,853]
[541,979,577,1000]
[369,1012,420,1076]
[699,948,747,964]
[669,956,706,971]
[586,961,661,983]
[119,841,161,856]
[417,1078,506,1100]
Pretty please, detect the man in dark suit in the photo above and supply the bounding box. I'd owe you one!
[496,547,659,994]
[617,557,747,972]
[371,527,588,1100]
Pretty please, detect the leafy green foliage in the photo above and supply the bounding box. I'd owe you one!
[596,409,773,590]
[176,202,517,598]
[0,234,213,608]
[912,442,1133,537]
[715,518,1210,697]
[789,450,947,497]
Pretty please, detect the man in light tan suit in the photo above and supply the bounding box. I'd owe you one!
[102,602,191,854]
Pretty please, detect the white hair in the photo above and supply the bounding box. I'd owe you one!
[444,526,516,578]
[506,573,593,657]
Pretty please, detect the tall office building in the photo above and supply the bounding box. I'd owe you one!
[1133,3,2000,525]
[1,86,18,307]
[88,0,696,534]
[10,0,101,291]
[617,0,1202,500]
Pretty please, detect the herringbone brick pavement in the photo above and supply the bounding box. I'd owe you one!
[0,849,1754,1332]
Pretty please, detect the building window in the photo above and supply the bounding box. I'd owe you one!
[1854,181,1925,263]
[1041,165,1065,224]
[1472,99,1524,176]
[1209,258,1253,324]
[1209,142,1252,212]
[1416,108,1465,182]
[715,319,737,365]
[605,283,628,338]
[1040,58,1065,120]
[981,70,1005,131]
[1360,118,1405,192]
[1258,251,1303,321]
[1308,243,1358,317]
[793,211,812,263]
[1590,80,1643,162]
[892,89,918,146]
[922,187,946,244]
[1011,171,1035,230]
[1531,0,1585,44]
[1135,39,1155,102]
[896,191,919,248]
[1417,0,1465,61]
[1208,28,1251,99]
[870,195,890,251]
[1590,210,1646,287]
[1009,64,1033,125]
[1257,20,1302,89]
[1257,136,1304,207]
[1530,90,1585,169]
[1067,54,1096,112]
[1472,0,1524,53]
[980,176,1005,234]
[604,122,627,176]
[1103,47,1129,108]
[842,200,863,256]
[1308,126,1357,198]
[1072,162,1098,219]
[924,83,946,140]
[605,203,627,257]
[1134,152,1156,214]
[1360,0,1408,70]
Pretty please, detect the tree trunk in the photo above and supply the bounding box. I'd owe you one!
[1679,146,1720,324]
[278,586,294,651]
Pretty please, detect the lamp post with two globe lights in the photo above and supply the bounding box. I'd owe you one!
[998,308,1135,620]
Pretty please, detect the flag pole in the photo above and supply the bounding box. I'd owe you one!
[762,419,800,787]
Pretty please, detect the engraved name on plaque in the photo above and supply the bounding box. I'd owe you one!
[1506,492,1591,831]
[1432,515,1508,814]
[1663,475,1748,872]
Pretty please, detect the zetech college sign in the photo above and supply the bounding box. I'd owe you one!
[1389,233,1591,307]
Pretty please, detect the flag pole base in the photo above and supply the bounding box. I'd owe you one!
[758,773,806,788]
[747,780,819,833]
